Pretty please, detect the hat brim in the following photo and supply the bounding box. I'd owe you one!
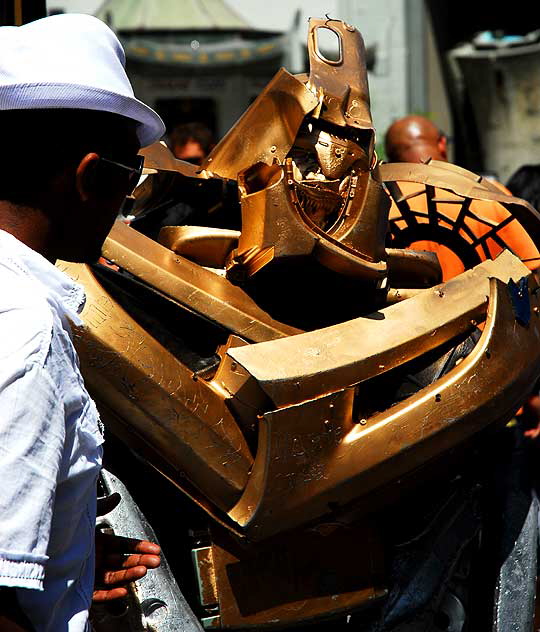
[0,82,165,147]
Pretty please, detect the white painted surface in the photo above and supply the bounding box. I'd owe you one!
[47,0,339,31]
[338,0,411,156]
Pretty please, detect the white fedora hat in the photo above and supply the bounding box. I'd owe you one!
[0,13,165,147]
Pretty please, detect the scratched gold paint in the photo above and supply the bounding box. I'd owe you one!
[61,17,540,629]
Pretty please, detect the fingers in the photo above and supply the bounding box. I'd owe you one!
[93,565,148,601]
[93,586,129,602]
[103,565,148,586]
[130,539,160,555]
[103,552,161,571]
[93,532,162,603]
[96,532,161,556]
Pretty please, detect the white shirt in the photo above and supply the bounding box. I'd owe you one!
[0,230,103,631]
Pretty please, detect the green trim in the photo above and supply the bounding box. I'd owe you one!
[123,35,286,66]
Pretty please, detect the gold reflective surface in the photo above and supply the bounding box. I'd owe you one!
[60,16,540,629]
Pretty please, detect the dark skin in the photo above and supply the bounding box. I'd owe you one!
[0,119,160,630]
[93,493,160,602]
[0,121,139,264]
[384,115,448,164]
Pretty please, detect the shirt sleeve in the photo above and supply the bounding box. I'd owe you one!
[0,360,65,591]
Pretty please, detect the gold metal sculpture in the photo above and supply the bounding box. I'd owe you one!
[61,16,540,630]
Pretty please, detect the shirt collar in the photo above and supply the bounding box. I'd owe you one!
[0,229,86,324]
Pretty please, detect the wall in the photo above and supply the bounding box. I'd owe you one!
[339,0,451,160]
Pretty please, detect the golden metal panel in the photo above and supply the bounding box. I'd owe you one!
[307,17,374,133]
[158,226,240,268]
[229,272,540,539]
[386,247,442,288]
[208,523,386,628]
[223,251,528,408]
[139,141,210,179]
[202,69,318,180]
[61,261,253,512]
[101,221,301,342]
[230,165,389,281]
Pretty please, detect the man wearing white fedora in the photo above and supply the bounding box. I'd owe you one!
[0,13,166,631]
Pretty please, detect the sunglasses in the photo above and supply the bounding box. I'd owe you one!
[98,154,144,194]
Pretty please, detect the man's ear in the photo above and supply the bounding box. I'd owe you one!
[438,135,448,161]
[75,152,100,202]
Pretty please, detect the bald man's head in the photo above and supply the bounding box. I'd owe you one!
[385,115,447,163]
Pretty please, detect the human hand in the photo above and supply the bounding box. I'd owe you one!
[93,532,161,602]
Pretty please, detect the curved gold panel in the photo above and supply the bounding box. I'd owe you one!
[158,226,240,268]
[223,251,527,408]
[229,270,540,539]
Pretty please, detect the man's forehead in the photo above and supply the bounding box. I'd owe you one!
[77,111,141,154]
[112,118,141,152]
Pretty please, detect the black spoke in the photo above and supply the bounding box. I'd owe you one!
[387,182,418,227]
[470,215,514,248]
[426,185,438,229]
[452,197,472,233]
